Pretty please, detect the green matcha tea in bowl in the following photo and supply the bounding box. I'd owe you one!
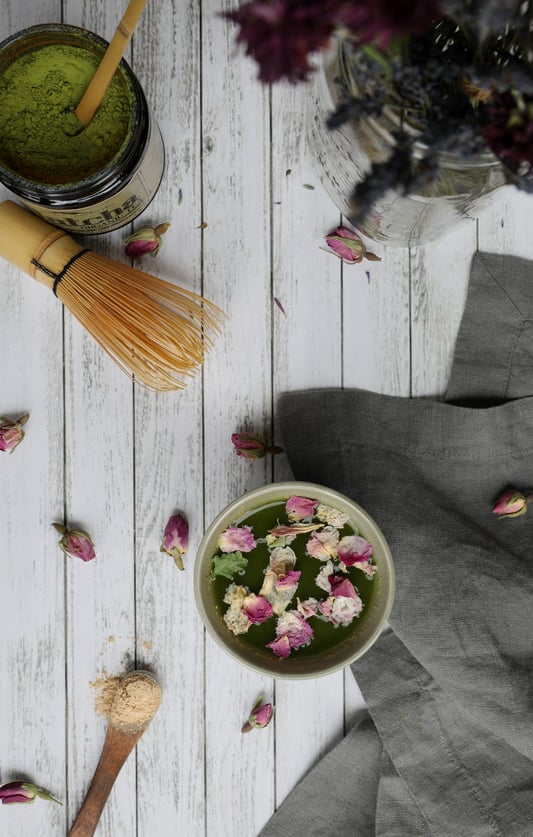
[194,482,395,679]
[0,24,164,234]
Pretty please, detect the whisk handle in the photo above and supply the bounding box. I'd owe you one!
[0,201,82,291]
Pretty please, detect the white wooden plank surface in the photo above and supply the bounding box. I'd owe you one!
[1,2,532,836]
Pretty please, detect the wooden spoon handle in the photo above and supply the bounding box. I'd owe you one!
[75,0,148,127]
[68,727,143,837]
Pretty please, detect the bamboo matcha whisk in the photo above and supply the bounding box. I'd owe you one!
[0,201,223,391]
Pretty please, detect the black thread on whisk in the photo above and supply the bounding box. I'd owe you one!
[31,248,91,296]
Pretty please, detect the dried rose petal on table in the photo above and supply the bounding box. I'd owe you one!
[0,413,29,453]
[52,523,96,562]
[0,780,60,805]
[161,512,189,570]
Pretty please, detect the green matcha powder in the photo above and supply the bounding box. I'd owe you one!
[0,42,133,186]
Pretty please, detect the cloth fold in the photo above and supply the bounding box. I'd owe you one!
[260,252,533,837]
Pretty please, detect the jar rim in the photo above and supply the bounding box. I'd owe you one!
[0,23,149,203]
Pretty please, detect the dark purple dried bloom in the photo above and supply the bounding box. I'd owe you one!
[481,92,533,169]
[339,0,442,49]
[226,1,443,83]
[225,0,345,83]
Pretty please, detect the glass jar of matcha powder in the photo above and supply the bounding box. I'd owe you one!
[0,24,165,234]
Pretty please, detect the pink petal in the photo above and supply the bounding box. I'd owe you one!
[242,593,274,624]
[275,570,301,589]
[276,611,314,649]
[267,634,291,657]
[337,535,372,567]
[285,495,317,521]
[297,597,319,619]
[329,574,357,599]
[218,525,256,553]
[306,526,339,560]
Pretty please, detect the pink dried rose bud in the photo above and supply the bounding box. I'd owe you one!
[324,226,381,264]
[285,496,317,521]
[161,512,189,570]
[241,696,274,733]
[0,781,60,805]
[124,222,170,258]
[52,523,96,563]
[0,413,29,453]
[231,432,283,460]
[218,525,256,553]
[492,489,528,518]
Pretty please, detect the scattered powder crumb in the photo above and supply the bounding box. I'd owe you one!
[108,635,115,643]
[143,640,152,651]
[90,674,122,718]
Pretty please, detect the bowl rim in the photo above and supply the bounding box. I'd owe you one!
[193,480,395,680]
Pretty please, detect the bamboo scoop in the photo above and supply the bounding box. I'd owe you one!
[75,0,148,128]
[68,671,161,837]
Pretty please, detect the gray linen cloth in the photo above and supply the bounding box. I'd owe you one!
[260,253,533,837]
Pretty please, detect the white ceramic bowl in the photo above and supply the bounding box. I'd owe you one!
[194,481,395,679]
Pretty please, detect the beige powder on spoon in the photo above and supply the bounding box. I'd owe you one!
[110,672,161,730]
[91,671,161,731]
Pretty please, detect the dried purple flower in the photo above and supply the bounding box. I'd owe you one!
[0,413,29,453]
[231,432,283,460]
[124,222,170,259]
[481,91,533,173]
[0,781,60,805]
[161,513,189,570]
[324,225,381,264]
[52,523,96,563]
[340,1,443,49]
[225,0,343,84]
[242,695,274,732]
[492,488,528,519]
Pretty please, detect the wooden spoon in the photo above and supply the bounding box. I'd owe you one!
[68,670,161,837]
[75,0,148,128]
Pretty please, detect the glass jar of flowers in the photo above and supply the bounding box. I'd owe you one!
[226,1,533,245]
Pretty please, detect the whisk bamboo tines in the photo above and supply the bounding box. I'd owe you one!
[0,201,223,391]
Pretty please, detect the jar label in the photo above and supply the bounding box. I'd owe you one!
[21,123,165,235]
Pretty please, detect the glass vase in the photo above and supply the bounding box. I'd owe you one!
[307,37,507,246]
